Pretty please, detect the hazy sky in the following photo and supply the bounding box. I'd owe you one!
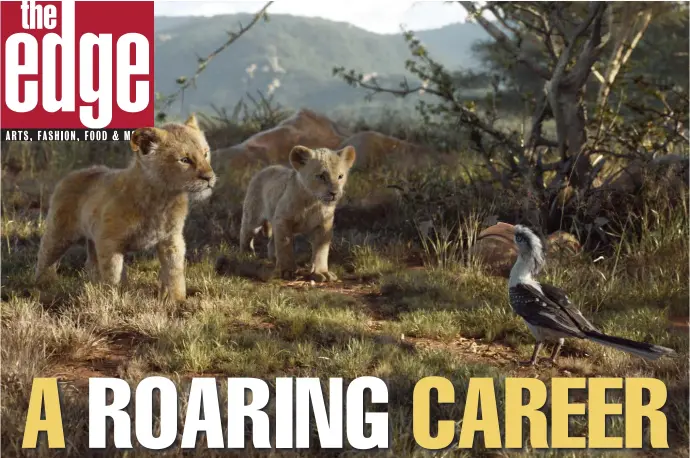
[153,1,470,34]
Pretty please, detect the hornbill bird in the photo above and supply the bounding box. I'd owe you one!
[508,224,675,366]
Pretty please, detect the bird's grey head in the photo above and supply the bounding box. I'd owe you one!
[514,225,545,274]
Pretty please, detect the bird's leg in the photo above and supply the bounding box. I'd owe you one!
[549,339,564,365]
[520,341,544,366]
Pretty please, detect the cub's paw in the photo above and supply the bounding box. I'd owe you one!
[158,284,187,304]
[309,271,338,283]
[277,269,298,281]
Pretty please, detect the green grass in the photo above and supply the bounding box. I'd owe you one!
[1,128,688,456]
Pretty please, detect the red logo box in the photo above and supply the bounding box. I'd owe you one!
[1,0,154,130]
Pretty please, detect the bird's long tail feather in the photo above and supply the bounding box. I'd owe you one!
[584,331,675,361]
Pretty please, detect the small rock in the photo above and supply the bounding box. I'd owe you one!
[469,222,517,278]
[547,231,581,256]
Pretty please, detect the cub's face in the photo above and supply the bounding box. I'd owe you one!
[131,114,216,200]
[289,145,356,205]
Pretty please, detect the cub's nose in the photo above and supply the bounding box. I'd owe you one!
[199,172,216,186]
[328,191,337,199]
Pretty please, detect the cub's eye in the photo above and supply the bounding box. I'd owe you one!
[316,172,328,182]
[179,157,193,165]
[338,174,344,180]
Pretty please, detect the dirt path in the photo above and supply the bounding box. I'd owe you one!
[46,273,610,386]
[263,276,588,378]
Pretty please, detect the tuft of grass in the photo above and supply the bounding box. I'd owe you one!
[348,244,396,278]
[416,211,484,270]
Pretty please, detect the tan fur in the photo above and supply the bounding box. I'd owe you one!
[35,114,216,303]
[239,145,356,281]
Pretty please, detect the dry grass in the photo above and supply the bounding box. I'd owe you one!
[1,128,688,457]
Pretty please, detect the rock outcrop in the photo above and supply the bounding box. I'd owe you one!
[470,223,582,278]
[214,109,348,168]
[213,109,433,171]
[336,131,433,170]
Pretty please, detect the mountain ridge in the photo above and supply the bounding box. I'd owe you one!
[154,14,489,117]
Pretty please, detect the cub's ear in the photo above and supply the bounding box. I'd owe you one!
[338,145,356,169]
[184,113,201,131]
[131,127,166,156]
[289,145,314,170]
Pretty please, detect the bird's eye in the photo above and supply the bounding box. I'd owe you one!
[179,157,193,165]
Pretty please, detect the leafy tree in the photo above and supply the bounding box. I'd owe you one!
[334,1,687,204]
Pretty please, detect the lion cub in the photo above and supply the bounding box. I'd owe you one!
[240,145,356,281]
[35,114,216,302]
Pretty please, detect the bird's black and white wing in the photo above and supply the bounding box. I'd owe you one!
[509,283,585,338]
[538,283,599,333]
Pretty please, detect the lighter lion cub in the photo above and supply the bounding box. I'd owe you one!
[35,115,216,302]
[240,145,356,281]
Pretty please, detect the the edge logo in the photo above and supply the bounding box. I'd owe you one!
[1,0,154,130]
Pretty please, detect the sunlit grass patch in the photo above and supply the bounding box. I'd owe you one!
[262,290,371,344]
[378,267,504,314]
[348,244,396,278]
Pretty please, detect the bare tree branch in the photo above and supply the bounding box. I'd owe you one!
[511,3,562,61]
[159,1,273,110]
[552,2,607,86]
[336,73,523,152]
[459,1,552,79]
[596,5,653,109]
[487,5,522,37]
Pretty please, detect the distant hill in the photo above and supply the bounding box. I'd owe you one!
[153,14,489,118]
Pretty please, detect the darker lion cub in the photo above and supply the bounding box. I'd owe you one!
[35,115,216,302]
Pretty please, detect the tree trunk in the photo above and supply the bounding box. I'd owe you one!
[547,3,607,190]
